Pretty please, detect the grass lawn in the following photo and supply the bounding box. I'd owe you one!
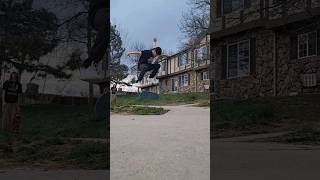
[212,94,320,141]
[0,104,108,169]
[117,92,210,107]
[112,105,169,115]
[111,92,209,115]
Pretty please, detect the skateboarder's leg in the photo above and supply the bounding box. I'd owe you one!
[137,64,152,82]
[149,64,160,78]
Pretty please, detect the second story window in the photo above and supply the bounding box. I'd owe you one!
[217,0,251,17]
[298,31,317,59]
[196,46,209,62]
[160,61,166,72]
[179,53,188,66]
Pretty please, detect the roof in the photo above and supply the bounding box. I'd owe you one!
[210,7,320,40]
[158,35,210,63]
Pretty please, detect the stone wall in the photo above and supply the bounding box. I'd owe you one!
[196,69,210,92]
[159,71,202,94]
[213,29,275,99]
[212,0,261,33]
[276,27,320,96]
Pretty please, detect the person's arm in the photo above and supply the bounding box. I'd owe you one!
[152,37,157,48]
[127,51,142,57]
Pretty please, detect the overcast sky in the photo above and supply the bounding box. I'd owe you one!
[111,0,190,54]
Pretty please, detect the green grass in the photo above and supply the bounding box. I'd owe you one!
[21,104,107,138]
[117,92,210,106]
[0,104,108,169]
[212,94,320,138]
[112,105,169,115]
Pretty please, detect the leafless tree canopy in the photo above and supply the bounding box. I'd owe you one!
[179,0,210,41]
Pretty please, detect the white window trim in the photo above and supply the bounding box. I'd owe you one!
[298,31,318,59]
[226,40,251,79]
[202,71,209,80]
[195,46,209,62]
[183,74,189,86]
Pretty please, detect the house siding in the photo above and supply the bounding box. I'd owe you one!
[158,35,210,94]
[211,0,320,99]
[276,28,320,96]
[213,29,275,98]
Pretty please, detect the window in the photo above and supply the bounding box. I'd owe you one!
[179,74,190,87]
[227,40,250,78]
[223,0,245,14]
[171,78,177,91]
[162,61,166,71]
[298,31,317,58]
[179,53,188,66]
[202,71,209,80]
[196,46,209,62]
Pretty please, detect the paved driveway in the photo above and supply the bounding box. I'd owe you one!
[110,105,210,180]
[212,138,320,180]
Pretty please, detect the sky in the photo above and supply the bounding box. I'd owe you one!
[111,0,190,54]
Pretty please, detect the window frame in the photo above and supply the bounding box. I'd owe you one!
[298,31,318,59]
[202,71,209,80]
[171,78,177,92]
[183,74,189,86]
[179,73,189,87]
[226,39,251,79]
[196,46,209,63]
[178,52,189,66]
[223,0,245,15]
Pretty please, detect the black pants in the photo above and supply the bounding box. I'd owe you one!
[138,64,161,82]
[89,8,108,64]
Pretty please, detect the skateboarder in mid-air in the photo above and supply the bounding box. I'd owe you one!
[127,38,163,83]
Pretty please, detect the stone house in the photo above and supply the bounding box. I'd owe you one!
[210,0,320,99]
[157,35,210,94]
[138,76,159,94]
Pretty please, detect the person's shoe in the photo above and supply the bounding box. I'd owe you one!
[149,74,156,78]
[135,80,139,83]
[82,58,92,68]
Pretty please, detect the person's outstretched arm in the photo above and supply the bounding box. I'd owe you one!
[152,37,157,48]
[127,51,142,57]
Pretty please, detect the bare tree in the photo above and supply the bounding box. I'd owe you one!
[179,0,210,43]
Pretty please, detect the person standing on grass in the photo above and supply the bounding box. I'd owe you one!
[110,84,117,109]
[1,72,22,132]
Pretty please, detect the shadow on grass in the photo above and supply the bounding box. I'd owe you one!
[0,104,108,169]
[212,94,320,139]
